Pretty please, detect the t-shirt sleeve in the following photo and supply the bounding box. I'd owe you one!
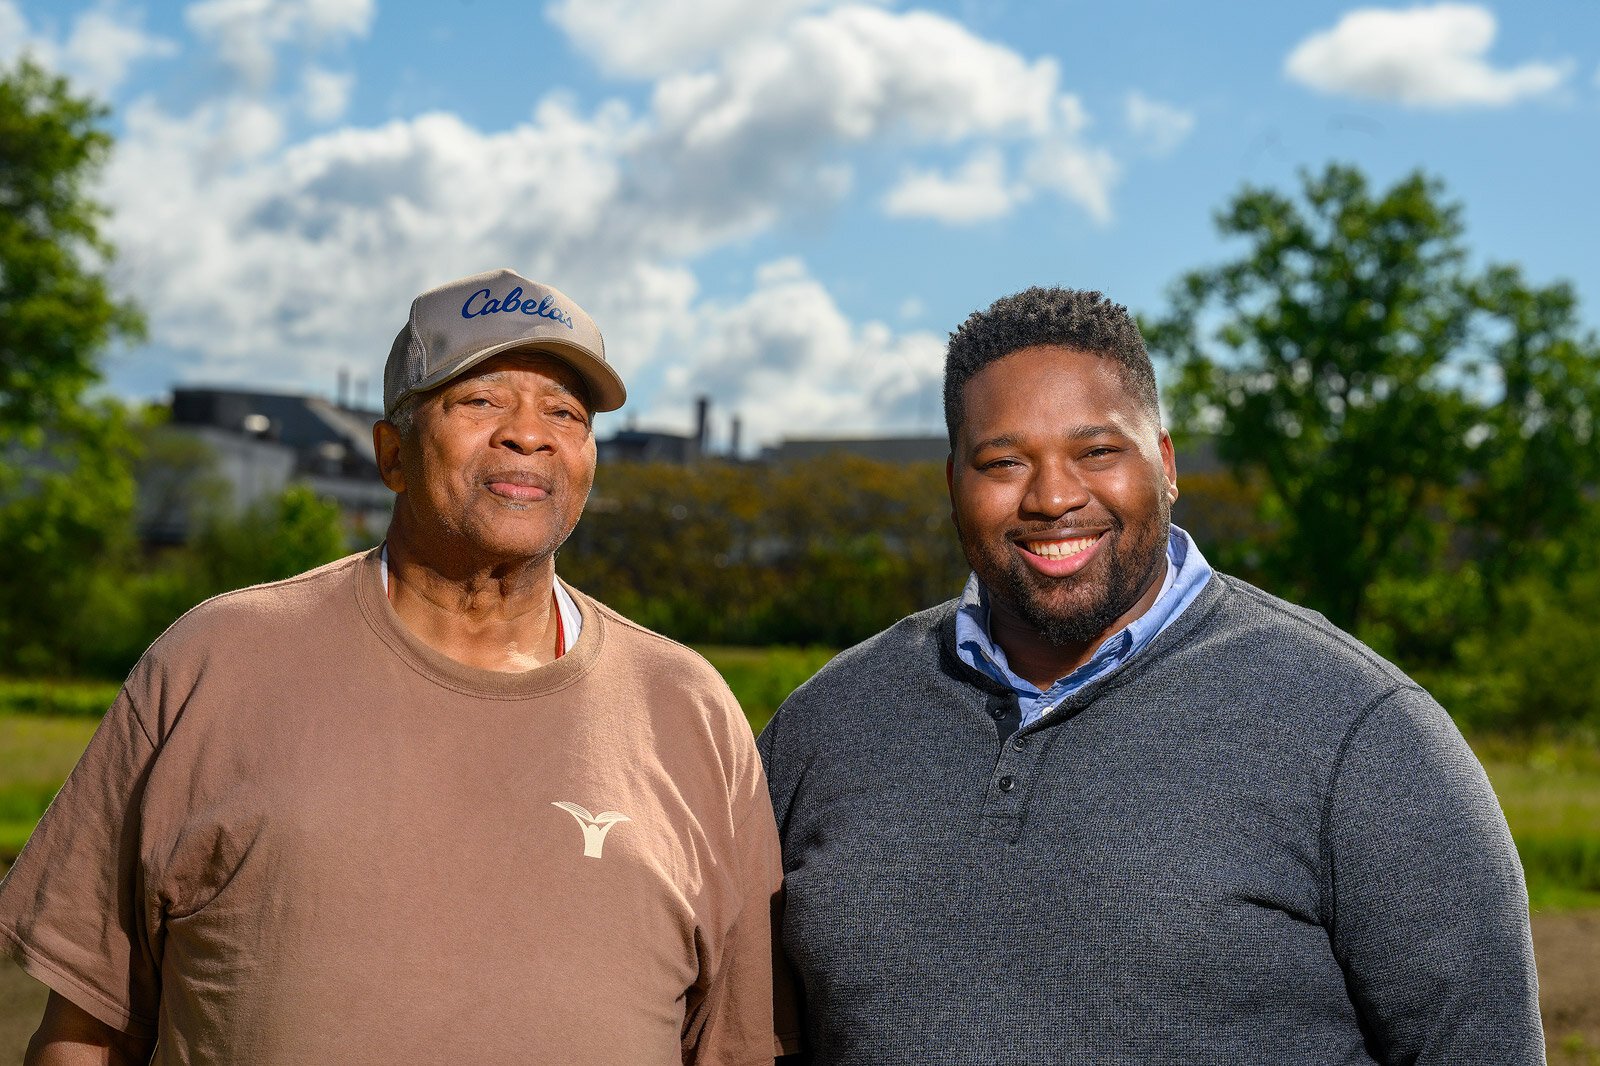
[682,750,791,1065]
[1323,686,1544,1065]
[0,684,163,1038]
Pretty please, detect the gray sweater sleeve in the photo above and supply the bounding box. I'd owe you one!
[1323,687,1544,1065]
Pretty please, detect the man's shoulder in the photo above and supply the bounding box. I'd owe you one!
[1195,572,1417,692]
[152,551,368,658]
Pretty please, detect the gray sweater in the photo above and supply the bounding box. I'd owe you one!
[758,573,1543,1065]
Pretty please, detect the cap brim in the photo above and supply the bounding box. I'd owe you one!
[388,337,627,416]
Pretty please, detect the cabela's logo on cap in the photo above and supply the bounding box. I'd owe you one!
[460,285,576,330]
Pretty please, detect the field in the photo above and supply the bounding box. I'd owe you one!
[0,667,1597,1060]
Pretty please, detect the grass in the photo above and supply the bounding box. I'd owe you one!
[2,663,1596,911]
[1474,733,1600,911]
[0,678,120,718]
[695,644,838,734]
[0,713,102,863]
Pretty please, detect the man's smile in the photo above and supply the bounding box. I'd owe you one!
[1015,530,1107,577]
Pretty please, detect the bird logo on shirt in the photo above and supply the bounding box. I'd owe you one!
[551,802,631,859]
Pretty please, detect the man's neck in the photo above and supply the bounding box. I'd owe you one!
[383,529,562,673]
[988,612,1100,690]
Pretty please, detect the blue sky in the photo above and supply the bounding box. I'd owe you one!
[4,0,1597,449]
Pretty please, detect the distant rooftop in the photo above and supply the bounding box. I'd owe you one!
[762,435,949,465]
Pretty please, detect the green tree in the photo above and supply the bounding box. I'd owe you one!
[0,59,142,437]
[188,484,350,594]
[0,60,145,676]
[0,402,142,674]
[71,485,352,679]
[1458,266,1600,612]
[1146,163,1600,629]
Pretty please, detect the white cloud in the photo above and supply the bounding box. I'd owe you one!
[102,81,950,439]
[0,1,26,49]
[546,0,846,78]
[1022,139,1119,224]
[1124,91,1194,156]
[627,5,1102,245]
[660,259,944,438]
[883,149,1023,224]
[104,97,641,385]
[0,1,176,97]
[61,9,178,97]
[185,0,373,88]
[1284,3,1569,108]
[645,5,1057,157]
[301,65,353,123]
[92,1,1126,439]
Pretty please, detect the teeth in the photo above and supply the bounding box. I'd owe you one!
[1025,535,1098,559]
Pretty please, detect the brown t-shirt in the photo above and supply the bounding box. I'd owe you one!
[0,550,789,1064]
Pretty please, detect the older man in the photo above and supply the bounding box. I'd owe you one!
[2,269,786,1064]
[760,287,1543,1064]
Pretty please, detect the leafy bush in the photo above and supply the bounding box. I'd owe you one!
[6,484,353,681]
[561,458,967,648]
[1445,569,1600,734]
[697,645,837,733]
[0,677,118,717]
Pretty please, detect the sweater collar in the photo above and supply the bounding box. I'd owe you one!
[937,564,1229,712]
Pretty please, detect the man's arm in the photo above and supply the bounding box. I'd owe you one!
[1325,688,1544,1065]
[25,992,155,1066]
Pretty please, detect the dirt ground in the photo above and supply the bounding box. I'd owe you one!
[1539,910,1600,1065]
[1,911,1595,1061]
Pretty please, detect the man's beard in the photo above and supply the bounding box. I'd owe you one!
[969,496,1171,649]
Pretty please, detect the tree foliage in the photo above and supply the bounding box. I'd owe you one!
[560,457,967,647]
[0,59,142,437]
[65,483,351,679]
[1146,164,1600,629]
[0,63,354,679]
[0,60,148,675]
[0,402,142,675]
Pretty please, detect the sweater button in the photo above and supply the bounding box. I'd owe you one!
[998,775,1016,792]
[1012,736,1027,750]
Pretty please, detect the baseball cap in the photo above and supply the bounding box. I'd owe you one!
[382,268,626,417]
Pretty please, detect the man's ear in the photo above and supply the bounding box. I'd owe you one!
[945,453,958,526]
[1159,430,1178,504]
[374,420,405,494]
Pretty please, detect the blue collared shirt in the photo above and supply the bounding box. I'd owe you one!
[955,524,1213,727]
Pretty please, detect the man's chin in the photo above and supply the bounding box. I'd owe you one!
[454,521,574,567]
[1016,597,1120,648]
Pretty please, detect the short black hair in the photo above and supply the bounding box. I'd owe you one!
[943,287,1158,448]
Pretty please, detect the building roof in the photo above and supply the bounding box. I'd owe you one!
[763,435,949,465]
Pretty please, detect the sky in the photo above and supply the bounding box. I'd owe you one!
[3,0,1598,450]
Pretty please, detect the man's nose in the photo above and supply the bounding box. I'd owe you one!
[493,403,553,454]
[1021,461,1089,518]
